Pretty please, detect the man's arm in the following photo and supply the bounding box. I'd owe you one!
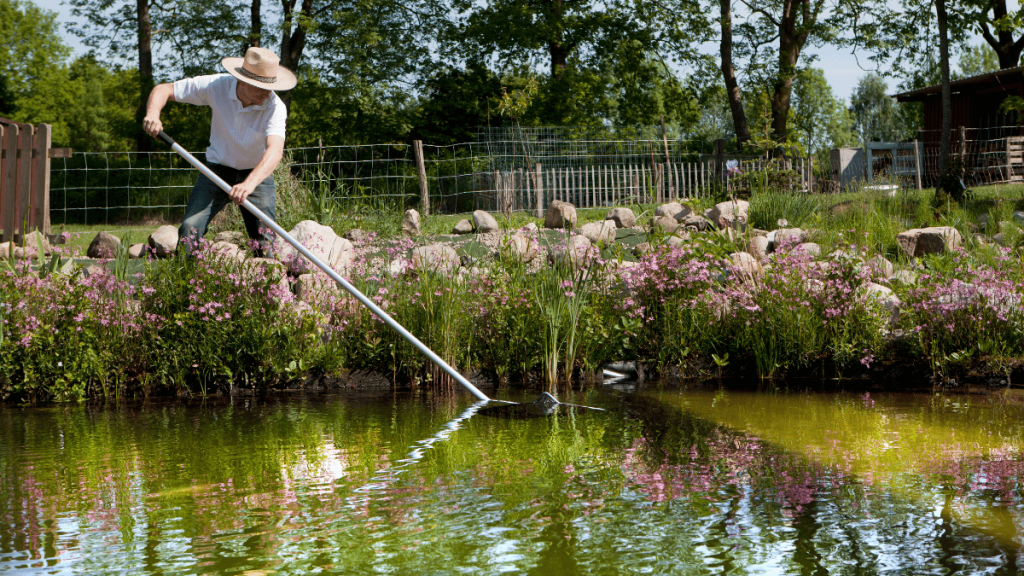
[143,83,176,138]
[228,135,285,205]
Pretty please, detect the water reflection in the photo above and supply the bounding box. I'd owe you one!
[1,388,1023,574]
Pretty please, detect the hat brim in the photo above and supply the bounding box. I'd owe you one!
[221,56,297,91]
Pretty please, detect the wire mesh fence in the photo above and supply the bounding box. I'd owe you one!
[49,125,1024,230]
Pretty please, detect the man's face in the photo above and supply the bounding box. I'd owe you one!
[237,81,271,107]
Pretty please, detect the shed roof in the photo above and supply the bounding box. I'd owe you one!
[892,66,1024,102]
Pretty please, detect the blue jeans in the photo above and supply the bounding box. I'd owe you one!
[179,163,276,255]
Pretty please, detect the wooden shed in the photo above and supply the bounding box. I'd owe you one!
[893,67,1024,143]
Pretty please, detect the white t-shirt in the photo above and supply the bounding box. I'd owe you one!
[173,74,287,170]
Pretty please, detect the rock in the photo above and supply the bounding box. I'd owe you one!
[212,230,247,246]
[773,228,807,249]
[747,236,770,260]
[896,226,962,258]
[343,228,369,243]
[388,257,413,277]
[209,241,244,261]
[21,231,52,257]
[545,200,577,229]
[273,220,354,274]
[633,242,653,257]
[87,232,121,259]
[889,269,918,285]
[452,219,474,235]
[548,234,593,267]
[295,273,339,307]
[412,244,460,273]
[861,282,901,322]
[705,199,749,230]
[728,251,762,278]
[128,243,147,259]
[82,264,105,278]
[473,210,501,233]
[649,215,681,235]
[523,222,539,233]
[402,209,421,237]
[504,233,539,263]
[866,255,895,278]
[681,214,710,231]
[654,201,693,221]
[665,234,691,248]
[579,220,617,245]
[994,232,1008,247]
[0,242,10,259]
[1014,211,1024,225]
[793,242,821,258]
[606,207,636,228]
[148,225,179,258]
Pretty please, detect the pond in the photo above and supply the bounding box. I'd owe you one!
[2,385,1023,575]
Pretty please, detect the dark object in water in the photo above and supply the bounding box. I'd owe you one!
[479,392,561,419]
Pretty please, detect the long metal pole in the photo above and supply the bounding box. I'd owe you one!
[158,131,491,402]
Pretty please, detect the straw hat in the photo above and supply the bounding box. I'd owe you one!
[221,47,297,91]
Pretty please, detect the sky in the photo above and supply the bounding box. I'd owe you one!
[30,0,978,105]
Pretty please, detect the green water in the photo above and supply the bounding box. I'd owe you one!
[2,387,1024,575]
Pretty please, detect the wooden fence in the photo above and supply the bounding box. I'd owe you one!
[0,118,71,243]
[470,157,814,215]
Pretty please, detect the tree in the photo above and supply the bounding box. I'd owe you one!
[975,0,1024,70]
[411,64,505,145]
[0,0,71,112]
[958,42,1001,76]
[790,68,857,153]
[850,73,908,142]
[721,0,751,146]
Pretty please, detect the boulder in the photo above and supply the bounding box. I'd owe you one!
[412,244,460,273]
[773,228,807,249]
[452,219,474,235]
[896,226,962,258]
[548,234,593,267]
[209,241,244,261]
[87,232,121,259]
[0,242,10,259]
[473,210,501,233]
[504,233,539,263]
[523,222,539,233]
[747,236,770,260]
[212,230,247,246]
[343,228,369,244]
[866,255,895,278]
[605,207,636,229]
[649,215,681,235]
[729,251,762,278]
[633,242,653,257]
[861,282,901,322]
[580,220,617,245]
[793,242,821,258]
[704,199,749,230]
[1014,211,1024,225]
[295,273,339,307]
[273,220,354,274]
[544,200,577,229]
[654,201,692,221]
[402,209,421,237]
[889,269,918,285]
[128,243,148,259]
[681,214,710,231]
[148,225,179,258]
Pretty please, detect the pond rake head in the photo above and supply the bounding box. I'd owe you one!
[157,131,606,413]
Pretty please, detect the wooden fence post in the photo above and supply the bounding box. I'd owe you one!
[33,123,51,233]
[0,125,13,243]
[17,124,33,235]
[1006,137,1013,183]
[913,140,922,189]
[534,163,543,217]
[864,144,872,183]
[714,139,725,187]
[958,126,966,159]
[808,155,815,193]
[413,140,429,216]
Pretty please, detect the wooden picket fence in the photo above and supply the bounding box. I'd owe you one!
[472,157,814,215]
[0,119,71,243]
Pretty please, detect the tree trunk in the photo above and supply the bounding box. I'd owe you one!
[278,0,313,109]
[770,27,800,157]
[247,0,262,51]
[135,0,153,153]
[547,0,569,79]
[720,0,750,146]
[937,0,951,178]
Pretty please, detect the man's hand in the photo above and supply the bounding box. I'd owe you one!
[143,115,163,138]
[228,181,256,205]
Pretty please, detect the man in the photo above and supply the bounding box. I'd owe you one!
[142,47,296,255]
